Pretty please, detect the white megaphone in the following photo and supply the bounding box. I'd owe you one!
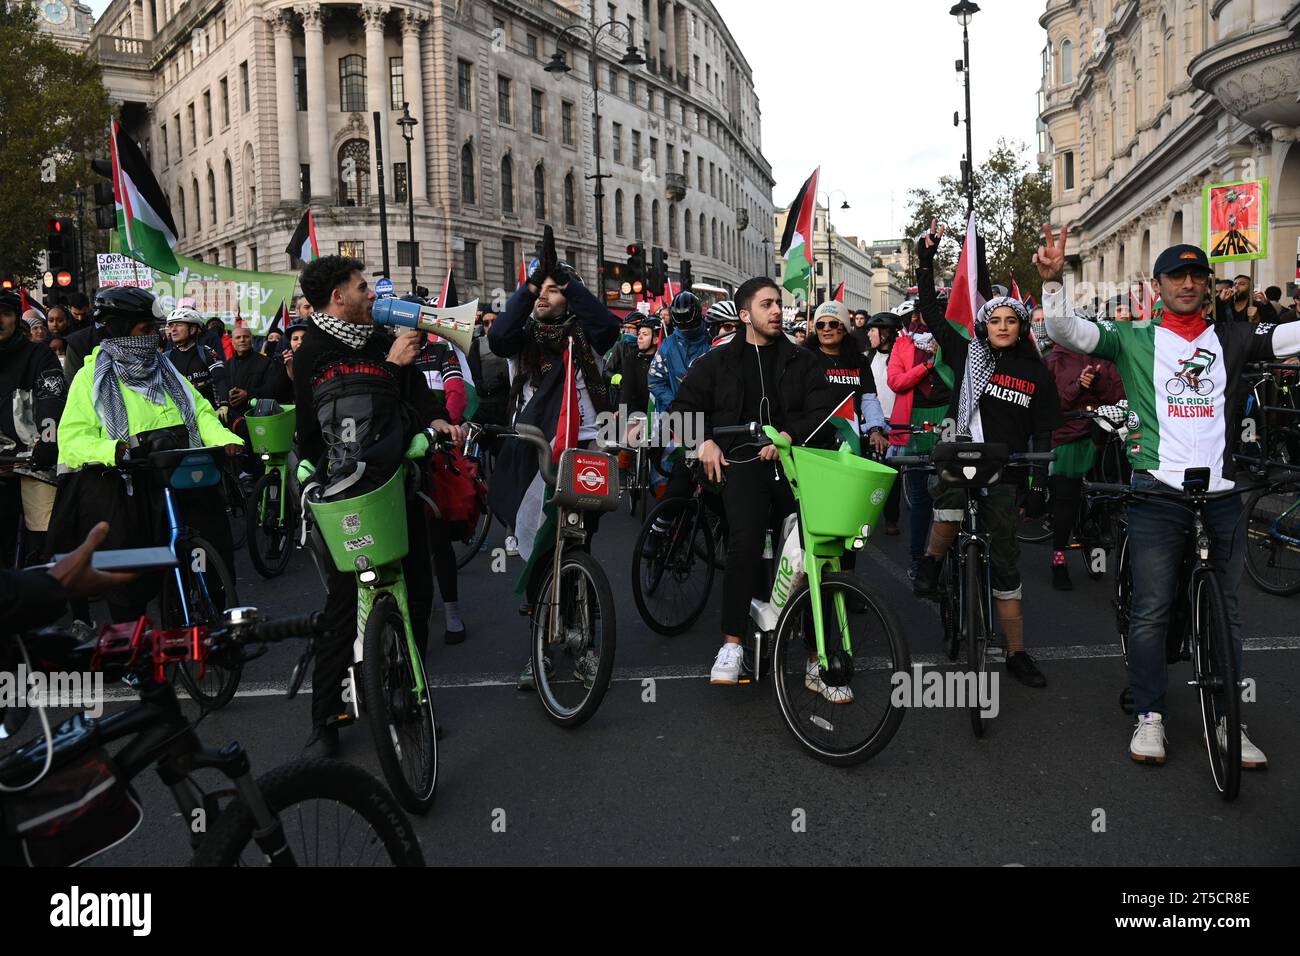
[370,297,480,353]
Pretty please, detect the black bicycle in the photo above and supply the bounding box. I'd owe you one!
[894,442,1055,737]
[0,605,424,866]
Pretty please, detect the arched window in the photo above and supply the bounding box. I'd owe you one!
[224,158,234,218]
[668,202,678,249]
[533,163,546,220]
[460,143,475,204]
[615,189,625,236]
[711,217,718,259]
[634,193,643,239]
[337,138,370,205]
[563,172,576,226]
[500,154,514,214]
[339,55,366,112]
[684,206,692,251]
[207,168,217,224]
[192,177,201,231]
[244,143,256,218]
[698,213,706,255]
[1059,39,1073,84]
[177,186,186,236]
[652,199,661,246]
[1170,209,1183,246]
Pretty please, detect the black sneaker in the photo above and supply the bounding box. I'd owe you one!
[444,625,467,645]
[303,725,340,759]
[912,555,942,599]
[1006,651,1047,688]
[1051,563,1073,591]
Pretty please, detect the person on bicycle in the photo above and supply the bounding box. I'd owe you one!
[670,276,836,689]
[606,317,657,441]
[865,311,903,535]
[1040,232,1300,767]
[294,256,459,756]
[0,292,66,567]
[708,299,740,344]
[48,287,243,624]
[165,306,232,421]
[485,226,620,690]
[1044,317,1124,590]
[911,222,1062,689]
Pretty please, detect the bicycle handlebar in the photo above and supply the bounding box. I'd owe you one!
[1083,479,1259,503]
[479,423,556,486]
[711,422,772,446]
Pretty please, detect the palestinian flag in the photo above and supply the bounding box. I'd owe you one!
[1009,272,1022,302]
[832,281,845,303]
[938,212,992,388]
[431,268,478,420]
[779,167,819,294]
[111,119,179,274]
[518,250,532,289]
[285,210,319,266]
[828,392,862,455]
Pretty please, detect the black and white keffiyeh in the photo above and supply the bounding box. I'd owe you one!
[93,335,201,445]
[955,296,1031,437]
[312,311,372,350]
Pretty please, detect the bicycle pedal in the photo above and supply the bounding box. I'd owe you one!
[325,712,356,730]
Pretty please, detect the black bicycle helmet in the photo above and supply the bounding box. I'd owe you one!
[0,291,22,319]
[93,286,165,337]
[669,290,702,330]
[866,311,902,329]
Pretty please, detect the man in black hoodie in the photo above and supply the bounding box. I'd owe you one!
[671,276,835,687]
[294,255,460,755]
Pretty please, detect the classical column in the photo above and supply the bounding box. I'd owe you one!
[297,3,332,203]
[664,2,677,82]
[272,12,301,204]
[401,10,428,203]
[361,3,392,203]
[142,0,154,39]
[648,0,659,65]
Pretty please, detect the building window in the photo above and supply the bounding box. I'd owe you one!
[160,124,168,167]
[177,186,186,236]
[666,144,675,172]
[207,168,217,223]
[615,189,625,235]
[338,240,364,260]
[502,238,516,288]
[649,136,658,174]
[390,57,404,111]
[668,202,678,249]
[294,58,307,111]
[612,123,623,163]
[340,55,367,112]
[220,77,229,127]
[652,199,660,246]
[249,244,258,271]
[632,130,642,166]
[457,59,472,110]
[628,76,637,105]
[462,239,479,280]
[1059,39,1073,84]
[192,176,201,232]
[397,241,419,268]
[187,103,196,150]
[561,100,575,145]
[299,164,311,204]
[500,154,514,214]
[338,138,370,205]
[533,163,546,220]
[697,156,704,190]
[526,33,538,59]
[394,162,408,204]
[564,173,576,226]
[497,76,512,124]
[531,89,544,135]
[1063,151,1075,191]
[460,143,476,204]
[240,61,250,112]
[684,206,692,251]
[634,194,643,240]
[203,90,212,139]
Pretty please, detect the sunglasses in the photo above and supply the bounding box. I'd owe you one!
[814,320,844,331]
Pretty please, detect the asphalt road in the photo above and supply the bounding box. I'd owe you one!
[19,497,1300,866]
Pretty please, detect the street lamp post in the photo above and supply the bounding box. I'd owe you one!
[950,1,980,216]
[397,102,418,295]
[71,183,87,295]
[761,236,771,278]
[546,22,643,300]
[818,190,850,306]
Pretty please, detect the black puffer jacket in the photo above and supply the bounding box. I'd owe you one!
[0,333,66,472]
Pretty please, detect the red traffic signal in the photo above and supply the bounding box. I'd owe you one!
[625,243,643,256]
[56,271,73,287]
[632,280,643,293]
[0,277,14,290]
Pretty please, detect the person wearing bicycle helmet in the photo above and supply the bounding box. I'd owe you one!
[164,305,232,419]
[707,299,740,343]
[0,291,66,566]
[911,220,1062,689]
[48,287,243,624]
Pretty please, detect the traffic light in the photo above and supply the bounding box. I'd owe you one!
[625,242,645,297]
[45,219,79,294]
[650,247,667,298]
[91,159,116,230]
[679,259,693,293]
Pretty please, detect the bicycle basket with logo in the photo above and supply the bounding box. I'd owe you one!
[550,450,620,512]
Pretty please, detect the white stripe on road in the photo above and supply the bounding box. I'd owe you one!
[103,635,1300,701]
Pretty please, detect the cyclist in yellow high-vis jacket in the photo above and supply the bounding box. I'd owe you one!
[48,287,243,623]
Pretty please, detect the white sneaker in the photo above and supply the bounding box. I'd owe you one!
[504,535,519,557]
[1217,718,1268,769]
[805,660,854,704]
[1130,712,1167,764]
[709,643,744,685]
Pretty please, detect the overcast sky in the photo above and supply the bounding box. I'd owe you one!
[84,0,1045,241]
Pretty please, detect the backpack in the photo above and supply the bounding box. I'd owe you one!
[425,447,485,534]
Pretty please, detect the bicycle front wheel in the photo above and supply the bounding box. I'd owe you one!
[1243,487,1300,595]
[191,758,425,866]
[771,572,910,766]
[532,549,616,727]
[164,534,242,711]
[939,553,959,661]
[1194,574,1241,801]
[247,472,295,578]
[631,497,715,635]
[454,454,493,569]
[964,541,989,738]
[362,593,438,814]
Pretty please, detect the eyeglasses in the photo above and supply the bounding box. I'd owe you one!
[814,320,844,331]
[719,322,737,332]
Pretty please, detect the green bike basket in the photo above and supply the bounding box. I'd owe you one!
[246,405,296,456]
[307,465,410,572]
[787,444,897,538]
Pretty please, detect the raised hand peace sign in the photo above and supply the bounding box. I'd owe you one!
[1033,223,1070,282]
[916,217,945,267]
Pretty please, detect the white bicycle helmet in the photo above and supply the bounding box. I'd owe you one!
[892,300,917,319]
[166,305,206,328]
[707,299,738,325]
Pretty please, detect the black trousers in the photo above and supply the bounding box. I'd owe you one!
[719,458,796,637]
[311,498,433,729]
[426,519,459,604]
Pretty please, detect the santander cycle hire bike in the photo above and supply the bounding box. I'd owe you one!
[244,401,299,578]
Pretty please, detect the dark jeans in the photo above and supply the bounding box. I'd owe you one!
[1049,475,1083,551]
[312,498,433,730]
[719,458,795,636]
[905,468,933,563]
[1125,473,1246,716]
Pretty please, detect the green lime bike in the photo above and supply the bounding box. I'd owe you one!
[300,432,438,813]
[711,423,911,766]
[244,402,298,578]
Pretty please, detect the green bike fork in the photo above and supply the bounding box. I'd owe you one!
[355,566,428,707]
[802,529,849,672]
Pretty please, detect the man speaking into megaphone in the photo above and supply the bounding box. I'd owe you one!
[484,225,621,691]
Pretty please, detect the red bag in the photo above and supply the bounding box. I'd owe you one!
[425,448,485,529]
